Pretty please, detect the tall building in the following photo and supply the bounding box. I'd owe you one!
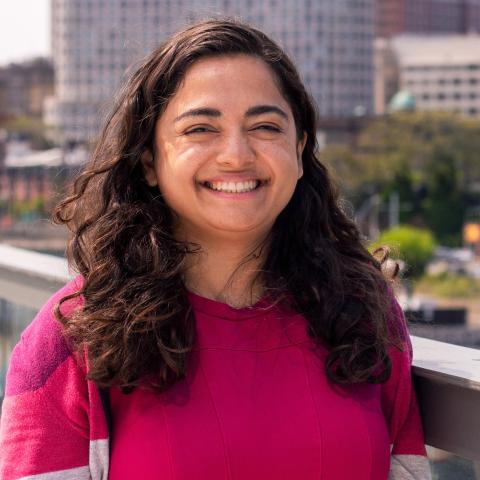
[375,0,480,38]
[467,0,480,31]
[376,0,405,37]
[374,35,480,117]
[46,0,375,144]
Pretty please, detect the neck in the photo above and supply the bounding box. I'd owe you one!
[180,231,269,308]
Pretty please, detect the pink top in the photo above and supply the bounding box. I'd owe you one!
[0,280,430,480]
[109,292,428,480]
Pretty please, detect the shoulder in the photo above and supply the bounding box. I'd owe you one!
[381,292,415,406]
[5,276,85,397]
[385,290,411,352]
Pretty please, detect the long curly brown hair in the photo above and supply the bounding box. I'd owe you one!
[54,19,399,394]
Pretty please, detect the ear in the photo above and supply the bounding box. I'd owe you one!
[296,132,307,179]
[140,150,158,187]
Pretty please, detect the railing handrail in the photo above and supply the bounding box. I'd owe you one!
[0,244,479,460]
[0,243,71,284]
[412,336,480,391]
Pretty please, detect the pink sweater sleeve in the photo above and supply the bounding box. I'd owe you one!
[382,298,432,479]
[0,279,109,480]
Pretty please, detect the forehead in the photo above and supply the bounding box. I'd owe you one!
[163,54,292,115]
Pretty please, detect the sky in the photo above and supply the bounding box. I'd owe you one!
[0,0,51,67]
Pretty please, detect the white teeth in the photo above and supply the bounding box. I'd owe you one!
[205,180,260,193]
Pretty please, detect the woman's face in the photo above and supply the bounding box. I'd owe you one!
[141,54,306,243]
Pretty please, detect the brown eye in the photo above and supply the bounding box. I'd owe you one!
[254,124,282,132]
[185,126,212,135]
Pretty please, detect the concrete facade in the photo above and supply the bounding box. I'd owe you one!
[374,35,480,117]
[46,0,375,143]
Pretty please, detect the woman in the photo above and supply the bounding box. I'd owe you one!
[0,19,431,480]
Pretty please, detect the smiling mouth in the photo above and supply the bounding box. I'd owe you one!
[202,180,266,194]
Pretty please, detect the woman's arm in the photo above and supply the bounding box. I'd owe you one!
[0,280,109,480]
[382,299,432,480]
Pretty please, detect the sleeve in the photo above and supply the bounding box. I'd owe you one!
[0,279,109,480]
[382,298,432,480]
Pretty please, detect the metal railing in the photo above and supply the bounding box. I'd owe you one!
[412,336,480,462]
[0,243,70,310]
[0,243,479,467]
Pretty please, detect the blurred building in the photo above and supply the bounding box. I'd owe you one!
[374,37,400,114]
[374,35,480,116]
[375,0,480,37]
[0,143,88,225]
[46,0,375,144]
[0,59,54,119]
[0,130,6,176]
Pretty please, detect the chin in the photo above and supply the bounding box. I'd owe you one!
[207,219,270,236]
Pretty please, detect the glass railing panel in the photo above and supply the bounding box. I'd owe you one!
[0,298,38,402]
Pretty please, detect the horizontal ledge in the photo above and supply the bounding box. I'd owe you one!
[0,243,71,285]
[412,336,480,391]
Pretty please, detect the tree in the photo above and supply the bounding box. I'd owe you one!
[372,225,436,280]
[323,111,480,242]
[423,150,464,246]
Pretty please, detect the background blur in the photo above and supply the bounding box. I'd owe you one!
[1,1,480,478]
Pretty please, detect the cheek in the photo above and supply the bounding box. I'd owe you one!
[155,157,203,217]
[269,143,302,178]
[156,147,201,187]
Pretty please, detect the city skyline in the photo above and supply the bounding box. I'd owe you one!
[46,0,376,143]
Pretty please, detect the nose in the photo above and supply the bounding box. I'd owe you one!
[216,130,255,169]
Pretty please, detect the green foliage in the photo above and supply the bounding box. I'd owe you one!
[416,272,480,299]
[323,111,480,242]
[357,112,480,187]
[372,225,436,279]
[11,198,46,220]
[422,150,464,246]
[382,163,418,224]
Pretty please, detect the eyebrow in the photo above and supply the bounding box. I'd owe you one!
[174,104,289,122]
[245,104,289,120]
